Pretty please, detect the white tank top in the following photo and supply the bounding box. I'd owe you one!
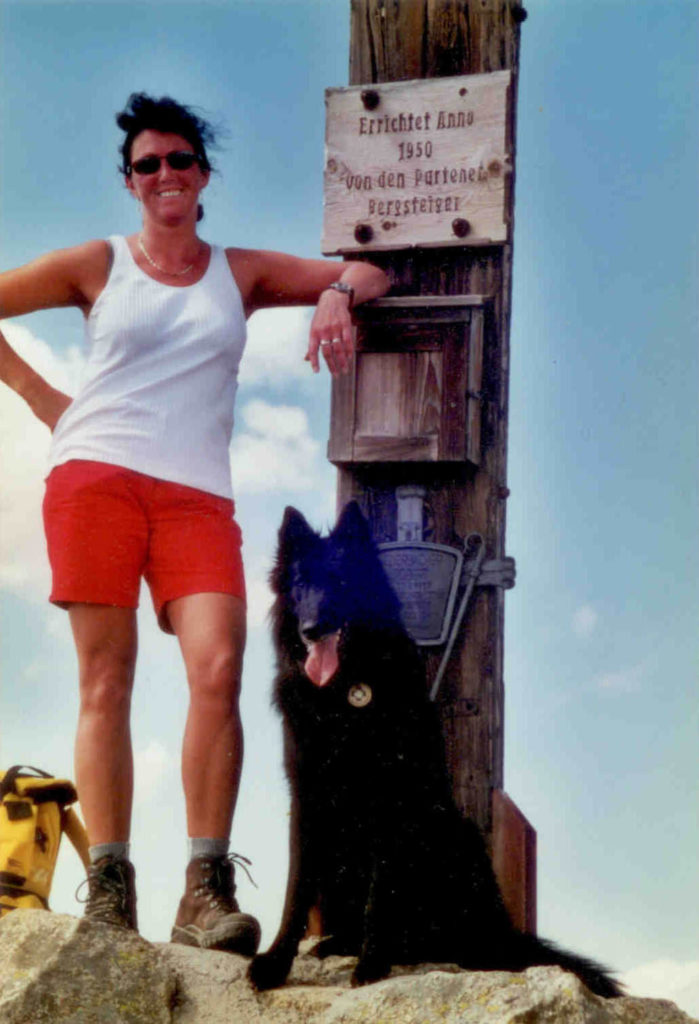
[48,235,247,499]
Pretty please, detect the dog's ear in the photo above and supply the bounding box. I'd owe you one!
[333,501,373,549]
[279,506,317,550]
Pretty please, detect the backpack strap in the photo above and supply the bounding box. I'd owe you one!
[62,807,91,872]
[0,765,52,799]
[2,767,78,806]
[1,766,90,874]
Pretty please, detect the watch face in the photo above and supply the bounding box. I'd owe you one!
[331,282,354,303]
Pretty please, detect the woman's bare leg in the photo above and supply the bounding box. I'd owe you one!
[68,603,139,930]
[69,603,138,845]
[167,592,246,840]
[167,592,258,953]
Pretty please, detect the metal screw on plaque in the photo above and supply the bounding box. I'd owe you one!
[361,89,380,111]
[459,87,468,97]
[488,160,502,176]
[452,218,471,238]
[354,223,374,244]
[326,158,338,174]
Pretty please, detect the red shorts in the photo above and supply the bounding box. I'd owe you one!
[43,460,246,634]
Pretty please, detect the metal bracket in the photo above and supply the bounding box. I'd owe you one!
[386,486,516,702]
[430,543,516,701]
[429,533,485,702]
[475,556,516,589]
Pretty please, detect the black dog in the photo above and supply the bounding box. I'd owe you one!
[249,502,621,996]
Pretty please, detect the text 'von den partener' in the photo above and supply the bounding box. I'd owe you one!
[346,108,489,217]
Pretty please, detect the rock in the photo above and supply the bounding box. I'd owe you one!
[0,910,176,1024]
[237,954,698,1024]
[1,912,696,1024]
[156,943,262,1024]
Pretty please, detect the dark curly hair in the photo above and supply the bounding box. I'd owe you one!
[116,93,217,221]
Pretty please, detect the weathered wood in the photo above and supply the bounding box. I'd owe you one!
[341,0,524,839]
[350,0,524,82]
[491,789,537,934]
[322,72,512,252]
[364,294,491,307]
[329,302,487,465]
[466,306,484,464]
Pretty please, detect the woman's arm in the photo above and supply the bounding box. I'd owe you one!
[0,329,73,430]
[305,260,390,376]
[228,249,390,376]
[0,240,110,318]
[0,240,110,429]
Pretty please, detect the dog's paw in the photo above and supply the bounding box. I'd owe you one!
[351,956,391,987]
[248,951,293,991]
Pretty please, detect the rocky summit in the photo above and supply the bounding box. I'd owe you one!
[0,911,696,1024]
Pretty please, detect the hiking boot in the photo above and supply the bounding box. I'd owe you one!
[81,855,138,930]
[170,854,260,955]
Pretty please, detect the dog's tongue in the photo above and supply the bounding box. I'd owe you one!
[304,632,340,687]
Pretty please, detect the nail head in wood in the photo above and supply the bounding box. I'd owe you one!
[452,218,471,238]
[354,223,374,244]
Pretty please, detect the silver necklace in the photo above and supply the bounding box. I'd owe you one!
[138,235,197,277]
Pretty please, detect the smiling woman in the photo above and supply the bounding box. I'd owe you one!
[117,93,215,215]
[0,89,389,956]
[126,128,212,277]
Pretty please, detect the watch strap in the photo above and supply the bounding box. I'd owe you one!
[326,281,355,308]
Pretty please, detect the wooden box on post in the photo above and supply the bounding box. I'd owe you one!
[328,295,492,468]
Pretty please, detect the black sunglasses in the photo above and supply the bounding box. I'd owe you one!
[130,150,202,175]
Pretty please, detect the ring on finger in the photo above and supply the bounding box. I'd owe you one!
[331,337,342,345]
[320,339,332,346]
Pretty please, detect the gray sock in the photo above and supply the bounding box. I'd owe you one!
[188,837,229,861]
[89,841,131,864]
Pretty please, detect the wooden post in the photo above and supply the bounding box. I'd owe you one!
[492,789,536,934]
[332,0,526,847]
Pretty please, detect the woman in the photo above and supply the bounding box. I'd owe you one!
[0,93,389,952]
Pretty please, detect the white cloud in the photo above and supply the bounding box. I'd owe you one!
[0,321,84,393]
[621,959,699,1017]
[594,663,644,695]
[572,604,598,638]
[0,322,84,601]
[239,306,314,386]
[230,399,324,494]
[246,572,274,631]
[133,739,174,806]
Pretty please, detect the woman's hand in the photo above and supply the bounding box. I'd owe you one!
[306,288,354,376]
[229,248,389,375]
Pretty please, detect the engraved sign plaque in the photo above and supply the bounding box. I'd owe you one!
[323,71,511,253]
[378,541,463,646]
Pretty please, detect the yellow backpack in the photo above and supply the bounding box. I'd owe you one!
[0,765,90,917]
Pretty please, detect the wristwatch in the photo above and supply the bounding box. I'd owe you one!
[326,281,355,309]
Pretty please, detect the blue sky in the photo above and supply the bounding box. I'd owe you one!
[1,0,697,1014]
